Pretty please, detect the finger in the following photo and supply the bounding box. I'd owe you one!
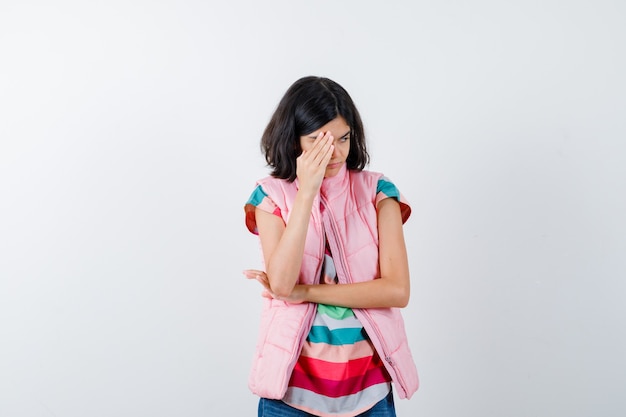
[256,277,270,289]
[307,131,333,161]
[299,132,324,158]
[316,132,334,153]
[243,269,265,279]
[313,137,334,169]
[311,131,326,148]
[311,134,334,166]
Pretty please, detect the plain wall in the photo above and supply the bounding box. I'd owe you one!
[1,1,625,416]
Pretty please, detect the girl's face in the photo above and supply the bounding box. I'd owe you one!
[299,116,351,178]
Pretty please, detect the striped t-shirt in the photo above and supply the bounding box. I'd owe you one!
[282,245,392,416]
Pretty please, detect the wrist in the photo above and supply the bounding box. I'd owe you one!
[295,188,318,204]
[293,284,310,303]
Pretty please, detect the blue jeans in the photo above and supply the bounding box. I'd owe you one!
[258,390,396,416]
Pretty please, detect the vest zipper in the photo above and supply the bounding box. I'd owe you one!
[356,309,409,398]
[319,195,408,397]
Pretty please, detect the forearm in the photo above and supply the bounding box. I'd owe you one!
[297,277,410,309]
[262,190,316,297]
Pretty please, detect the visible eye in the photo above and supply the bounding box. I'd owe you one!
[339,135,350,143]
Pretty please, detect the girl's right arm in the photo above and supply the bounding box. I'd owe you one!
[256,132,334,298]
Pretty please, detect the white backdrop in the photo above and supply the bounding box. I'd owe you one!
[1,1,625,416]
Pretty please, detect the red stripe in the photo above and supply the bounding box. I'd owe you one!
[293,354,384,381]
[288,364,391,398]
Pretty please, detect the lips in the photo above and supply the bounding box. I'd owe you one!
[327,162,343,169]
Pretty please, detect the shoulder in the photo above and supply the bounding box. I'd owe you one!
[348,169,385,191]
[351,170,412,224]
[350,169,384,180]
[256,175,296,192]
[245,176,290,235]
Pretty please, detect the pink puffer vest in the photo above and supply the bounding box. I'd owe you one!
[244,164,419,400]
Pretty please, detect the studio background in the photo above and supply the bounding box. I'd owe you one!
[1,1,625,416]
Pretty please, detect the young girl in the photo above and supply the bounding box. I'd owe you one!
[243,76,418,416]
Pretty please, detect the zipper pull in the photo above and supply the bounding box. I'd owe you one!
[386,356,394,366]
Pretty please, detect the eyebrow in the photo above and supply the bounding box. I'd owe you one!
[307,130,351,139]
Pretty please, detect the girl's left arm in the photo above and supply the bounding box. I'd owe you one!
[244,197,411,308]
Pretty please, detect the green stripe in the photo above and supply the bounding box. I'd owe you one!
[376,178,400,200]
[308,326,366,345]
[317,304,354,320]
[247,185,268,207]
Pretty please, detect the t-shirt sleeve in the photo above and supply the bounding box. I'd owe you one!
[375,176,412,224]
[244,185,282,235]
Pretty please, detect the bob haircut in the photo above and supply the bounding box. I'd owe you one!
[261,76,369,181]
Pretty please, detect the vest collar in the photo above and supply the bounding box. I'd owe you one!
[320,163,349,199]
